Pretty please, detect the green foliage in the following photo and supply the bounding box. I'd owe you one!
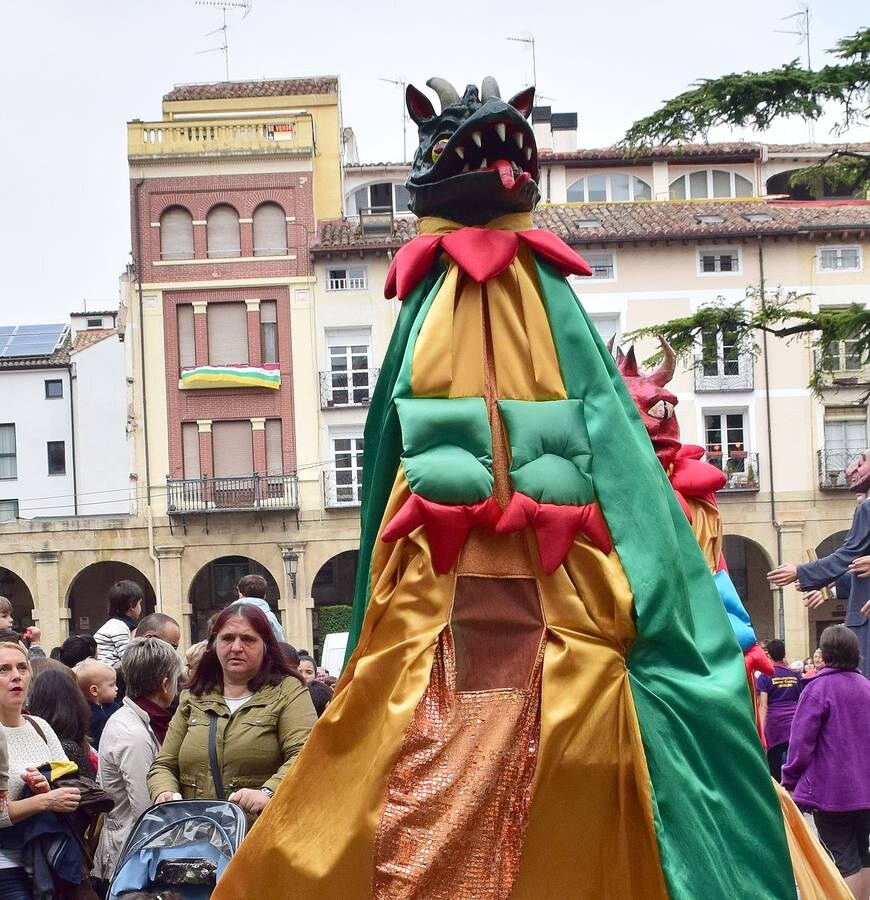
[621,28,870,194]
[316,604,352,638]
[627,288,870,397]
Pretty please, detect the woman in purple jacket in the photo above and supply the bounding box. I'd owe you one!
[782,625,870,897]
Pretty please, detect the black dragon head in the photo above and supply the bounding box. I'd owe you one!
[405,76,539,225]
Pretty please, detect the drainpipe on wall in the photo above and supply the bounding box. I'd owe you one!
[67,362,78,515]
[758,235,785,638]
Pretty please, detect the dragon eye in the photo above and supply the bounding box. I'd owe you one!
[647,400,675,420]
[431,136,449,162]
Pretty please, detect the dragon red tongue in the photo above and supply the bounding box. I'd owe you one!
[493,159,517,190]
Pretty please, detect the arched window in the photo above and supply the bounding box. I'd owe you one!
[669,169,754,200]
[567,174,652,203]
[252,202,287,256]
[160,206,194,260]
[206,204,241,258]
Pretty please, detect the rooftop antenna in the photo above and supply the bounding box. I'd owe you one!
[380,77,408,163]
[506,35,556,103]
[195,0,252,81]
[775,4,814,142]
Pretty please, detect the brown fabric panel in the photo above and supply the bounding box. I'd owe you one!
[181,423,201,478]
[451,576,543,692]
[177,304,196,368]
[212,420,253,477]
[207,302,249,366]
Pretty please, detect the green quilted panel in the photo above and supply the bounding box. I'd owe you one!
[498,399,594,505]
[396,397,493,504]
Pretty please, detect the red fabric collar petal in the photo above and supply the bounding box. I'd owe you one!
[518,230,593,277]
[441,228,519,283]
[384,235,444,300]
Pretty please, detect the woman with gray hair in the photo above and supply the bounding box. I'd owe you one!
[92,637,181,885]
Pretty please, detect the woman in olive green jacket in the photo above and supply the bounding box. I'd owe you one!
[147,603,315,818]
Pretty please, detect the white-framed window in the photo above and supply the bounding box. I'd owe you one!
[584,251,617,281]
[0,425,17,479]
[700,328,740,377]
[330,434,365,505]
[819,306,864,372]
[817,245,862,273]
[698,246,741,275]
[327,266,367,291]
[589,313,621,346]
[567,173,652,203]
[823,408,867,486]
[325,330,373,406]
[670,169,754,200]
[351,182,411,215]
[704,410,749,470]
[0,499,17,522]
[260,300,278,364]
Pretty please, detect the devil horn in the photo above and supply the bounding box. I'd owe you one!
[481,76,501,100]
[606,335,616,355]
[426,77,461,110]
[615,345,626,366]
[649,336,676,386]
[622,346,640,377]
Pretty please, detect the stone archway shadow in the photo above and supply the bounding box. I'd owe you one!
[66,562,156,637]
[0,566,35,631]
[722,534,775,642]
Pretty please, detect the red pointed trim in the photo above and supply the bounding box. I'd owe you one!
[495,492,612,573]
[668,444,726,518]
[380,494,501,574]
[384,228,593,300]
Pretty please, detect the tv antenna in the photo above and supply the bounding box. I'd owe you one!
[195,0,252,81]
[506,35,555,103]
[775,4,814,141]
[380,77,408,163]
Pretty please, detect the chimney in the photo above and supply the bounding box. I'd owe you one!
[551,112,578,152]
[531,106,552,152]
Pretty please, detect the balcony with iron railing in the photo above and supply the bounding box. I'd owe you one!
[703,451,761,492]
[166,473,299,514]
[818,449,864,489]
[127,115,314,160]
[322,468,363,508]
[319,369,379,409]
[694,354,754,392]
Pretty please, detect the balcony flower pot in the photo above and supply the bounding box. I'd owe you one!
[828,471,841,487]
[730,450,747,459]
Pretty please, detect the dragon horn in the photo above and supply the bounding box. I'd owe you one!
[622,346,640,377]
[606,335,616,355]
[649,336,676,386]
[481,76,501,100]
[426,77,461,110]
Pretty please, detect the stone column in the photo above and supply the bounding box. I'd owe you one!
[33,550,63,650]
[193,301,209,366]
[155,546,186,646]
[279,543,311,648]
[779,520,810,659]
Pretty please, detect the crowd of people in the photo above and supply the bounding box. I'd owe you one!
[757,628,870,898]
[0,575,335,899]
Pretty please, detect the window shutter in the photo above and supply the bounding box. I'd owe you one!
[182,423,201,478]
[265,419,283,475]
[177,305,195,368]
[207,302,249,366]
[212,421,253,476]
[207,205,241,258]
[160,207,194,260]
[253,203,287,256]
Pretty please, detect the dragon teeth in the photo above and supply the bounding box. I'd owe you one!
[514,132,524,149]
[524,146,532,160]
[462,163,470,172]
[495,123,506,142]
[455,146,465,160]
[471,131,482,147]
[480,158,487,169]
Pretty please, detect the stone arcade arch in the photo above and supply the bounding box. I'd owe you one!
[722,535,775,642]
[807,530,851,648]
[311,549,358,658]
[66,562,156,637]
[187,555,280,642]
[0,566,35,631]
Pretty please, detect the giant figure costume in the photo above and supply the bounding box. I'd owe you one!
[215,77,824,899]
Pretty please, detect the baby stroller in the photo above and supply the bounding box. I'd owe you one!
[107,800,247,900]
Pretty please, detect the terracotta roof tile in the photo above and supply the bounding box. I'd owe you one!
[766,142,870,154]
[72,328,115,352]
[539,143,762,163]
[164,78,338,102]
[312,216,419,253]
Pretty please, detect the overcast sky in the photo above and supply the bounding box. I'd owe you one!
[0,0,866,324]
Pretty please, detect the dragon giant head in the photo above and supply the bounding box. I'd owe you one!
[404,76,540,225]
[614,338,681,465]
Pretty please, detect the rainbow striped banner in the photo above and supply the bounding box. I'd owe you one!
[179,365,281,390]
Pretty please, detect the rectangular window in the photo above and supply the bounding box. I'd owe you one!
[86,317,103,328]
[207,302,249,366]
[704,412,747,472]
[584,251,615,280]
[44,379,63,399]
[818,246,861,273]
[589,314,620,346]
[211,421,254,477]
[823,410,867,485]
[0,499,17,522]
[369,182,392,211]
[0,425,17,479]
[47,441,66,475]
[327,266,368,291]
[265,419,283,475]
[698,248,740,274]
[701,328,741,377]
[332,436,365,504]
[394,184,412,212]
[260,300,278,365]
[327,336,372,406]
[177,305,196,369]
[181,423,201,479]
[820,307,864,372]
[586,174,607,202]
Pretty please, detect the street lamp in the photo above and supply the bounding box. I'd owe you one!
[281,548,299,599]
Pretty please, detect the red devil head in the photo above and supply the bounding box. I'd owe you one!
[612,337,681,465]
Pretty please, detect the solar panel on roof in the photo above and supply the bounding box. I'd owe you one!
[0,324,67,358]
